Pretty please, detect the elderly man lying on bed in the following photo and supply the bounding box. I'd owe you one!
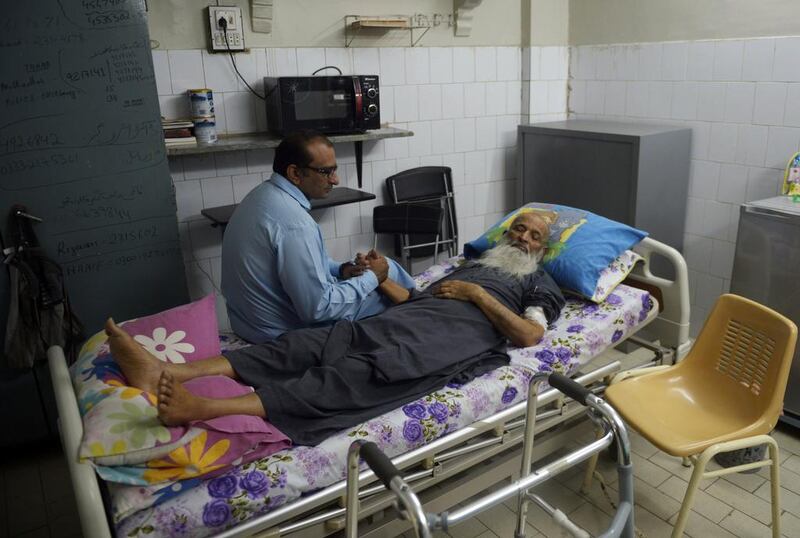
[106,212,565,446]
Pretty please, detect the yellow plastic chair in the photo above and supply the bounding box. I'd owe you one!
[584,293,797,537]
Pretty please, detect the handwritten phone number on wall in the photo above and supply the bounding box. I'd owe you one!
[0,152,78,176]
[70,205,132,222]
[65,245,178,276]
[1,132,64,155]
[86,10,131,27]
[57,225,159,258]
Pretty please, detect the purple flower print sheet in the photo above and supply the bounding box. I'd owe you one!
[112,257,654,537]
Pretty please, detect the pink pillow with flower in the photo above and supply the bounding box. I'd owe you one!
[74,294,292,473]
[120,294,220,363]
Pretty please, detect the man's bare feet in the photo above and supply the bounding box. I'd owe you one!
[105,318,164,395]
[157,371,209,426]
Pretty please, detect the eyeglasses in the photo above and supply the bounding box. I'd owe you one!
[303,165,338,178]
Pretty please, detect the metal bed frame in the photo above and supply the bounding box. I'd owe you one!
[47,236,691,538]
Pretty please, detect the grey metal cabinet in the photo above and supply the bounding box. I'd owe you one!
[731,197,800,427]
[518,120,692,261]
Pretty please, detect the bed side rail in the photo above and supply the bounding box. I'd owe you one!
[47,345,111,538]
[629,237,691,354]
[216,363,621,537]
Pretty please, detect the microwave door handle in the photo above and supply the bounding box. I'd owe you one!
[352,76,363,125]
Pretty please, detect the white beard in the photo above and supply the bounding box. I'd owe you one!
[476,241,541,279]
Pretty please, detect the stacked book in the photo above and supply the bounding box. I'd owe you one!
[162,118,196,147]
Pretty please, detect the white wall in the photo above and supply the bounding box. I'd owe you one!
[526,0,569,46]
[155,45,569,329]
[569,0,800,45]
[147,0,523,50]
[569,36,800,335]
[160,5,800,339]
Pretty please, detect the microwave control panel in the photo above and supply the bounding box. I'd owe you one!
[208,6,245,52]
[361,76,380,123]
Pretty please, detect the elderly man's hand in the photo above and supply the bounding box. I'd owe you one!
[433,280,484,302]
[362,250,389,283]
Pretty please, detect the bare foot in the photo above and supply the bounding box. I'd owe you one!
[157,371,209,426]
[105,318,163,395]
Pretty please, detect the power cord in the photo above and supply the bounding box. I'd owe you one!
[312,65,343,75]
[218,16,343,101]
[195,259,223,296]
[591,470,648,538]
[219,17,266,101]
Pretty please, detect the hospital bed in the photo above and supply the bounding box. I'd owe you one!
[48,236,690,538]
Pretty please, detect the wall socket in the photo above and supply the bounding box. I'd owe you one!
[208,6,245,52]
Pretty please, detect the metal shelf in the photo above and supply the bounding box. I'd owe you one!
[165,127,412,156]
[201,187,377,229]
[350,17,409,30]
[344,15,431,47]
[166,127,413,188]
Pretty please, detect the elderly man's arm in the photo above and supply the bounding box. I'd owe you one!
[363,250,412,304]
[377,279,412,304]
[433,280,544,348]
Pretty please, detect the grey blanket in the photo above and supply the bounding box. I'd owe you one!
[225,264,564,445]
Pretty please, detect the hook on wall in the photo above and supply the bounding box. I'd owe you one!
[14,209,43,222]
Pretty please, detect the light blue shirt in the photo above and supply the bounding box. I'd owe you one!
[221,173,413,343]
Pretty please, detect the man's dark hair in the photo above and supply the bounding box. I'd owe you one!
[273,130,333,178]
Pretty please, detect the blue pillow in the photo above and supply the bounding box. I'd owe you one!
[464,203,647,299]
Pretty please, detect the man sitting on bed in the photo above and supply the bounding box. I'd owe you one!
[221,130,416,344]
[106,212,565,446]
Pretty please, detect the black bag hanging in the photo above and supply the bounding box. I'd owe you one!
[3,205,84,369]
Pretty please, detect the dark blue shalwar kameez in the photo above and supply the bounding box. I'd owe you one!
[225,263,565,445]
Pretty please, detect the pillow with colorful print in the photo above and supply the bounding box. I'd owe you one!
[73,295,291,477]
[463,203,647,301]
[72,294,222,465]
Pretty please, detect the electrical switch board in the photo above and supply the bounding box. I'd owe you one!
[208,6,245,52]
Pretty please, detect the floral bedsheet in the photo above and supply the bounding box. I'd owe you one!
[113,258,653,537]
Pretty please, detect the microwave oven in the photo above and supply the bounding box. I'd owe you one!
[263,75,380,135]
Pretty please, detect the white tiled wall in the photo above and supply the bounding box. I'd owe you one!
[522,46,570,123]
[569,36,800,335]
[154,46,569,329]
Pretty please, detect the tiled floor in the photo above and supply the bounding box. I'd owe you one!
[397,423,800,538]
[0,442,82,538]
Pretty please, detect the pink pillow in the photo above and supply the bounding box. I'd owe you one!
[120,294,220,363]
[76,295,294,471]
[183,376,284,437]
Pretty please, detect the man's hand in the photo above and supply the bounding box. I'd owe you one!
[362,249,389,283]
[339,258,366,279]
[433,280,484,302]
[365,249,383,262]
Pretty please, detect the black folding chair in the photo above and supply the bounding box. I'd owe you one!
[372,204,444,272]
[384,167,458,267]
